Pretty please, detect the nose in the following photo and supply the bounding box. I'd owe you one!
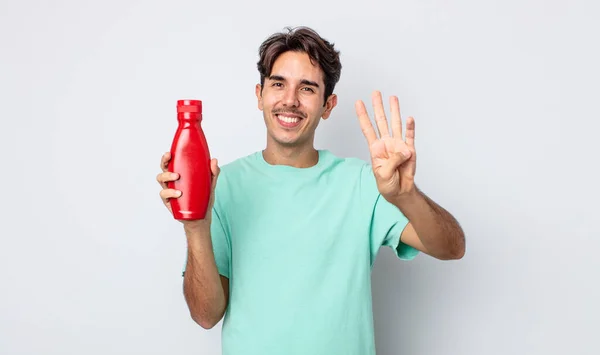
[282,87,299,107]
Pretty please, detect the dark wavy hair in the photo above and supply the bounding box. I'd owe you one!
[257,26,342,105]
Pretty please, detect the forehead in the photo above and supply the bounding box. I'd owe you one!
[270,51,324,85]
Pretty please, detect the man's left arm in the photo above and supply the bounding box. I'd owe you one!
[355,91,465,261]
[393,187,465,260]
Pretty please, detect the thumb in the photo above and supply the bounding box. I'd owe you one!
[211,158,220,180]
[208,158,220,205]
[377,151,410,180]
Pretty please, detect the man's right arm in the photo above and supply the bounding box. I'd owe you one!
[182,224,229,329]
[157,152,229,329]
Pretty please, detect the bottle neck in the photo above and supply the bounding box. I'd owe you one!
[177,112,202,121]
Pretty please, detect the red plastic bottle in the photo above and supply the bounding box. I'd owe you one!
[167,99,211,220]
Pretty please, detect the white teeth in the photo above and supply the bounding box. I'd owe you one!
[278,115,299,123]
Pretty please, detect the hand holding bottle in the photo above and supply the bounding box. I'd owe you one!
[157,151,220,228]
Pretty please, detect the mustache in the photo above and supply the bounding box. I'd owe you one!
[272,109,307,119]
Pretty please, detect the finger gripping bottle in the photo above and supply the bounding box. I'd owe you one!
[167,99,211,220]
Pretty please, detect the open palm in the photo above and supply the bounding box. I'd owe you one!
[355,91,417,201]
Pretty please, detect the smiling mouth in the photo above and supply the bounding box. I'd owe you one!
[275,113,303,128]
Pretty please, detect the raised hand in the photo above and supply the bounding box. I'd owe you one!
[355,91,417,202]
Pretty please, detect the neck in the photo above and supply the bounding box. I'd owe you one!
[262,141,319,168]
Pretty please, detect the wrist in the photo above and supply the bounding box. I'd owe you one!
[184,221,211,242]
[391,186,421,210]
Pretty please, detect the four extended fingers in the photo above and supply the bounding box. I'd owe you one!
[356,91,411,143]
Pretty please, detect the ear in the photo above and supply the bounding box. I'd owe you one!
[321,94,338,120]
[255,84,263,111]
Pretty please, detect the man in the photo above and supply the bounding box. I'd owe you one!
[157,26,465,355]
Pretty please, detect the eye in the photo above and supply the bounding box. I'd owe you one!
[301,87,315,93]
[272,82,283,87]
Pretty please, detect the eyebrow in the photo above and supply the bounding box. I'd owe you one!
[268,75,320,88]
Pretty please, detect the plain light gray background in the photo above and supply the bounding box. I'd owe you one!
[1,0,598,354]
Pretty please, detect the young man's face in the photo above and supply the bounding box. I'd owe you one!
[256,51,337,148]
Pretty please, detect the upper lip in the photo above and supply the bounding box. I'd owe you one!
[274,111,305,119]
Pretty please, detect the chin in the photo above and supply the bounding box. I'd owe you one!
[272,134,301,147]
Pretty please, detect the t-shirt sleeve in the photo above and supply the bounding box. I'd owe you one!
[360,163,419,262]
[210,206,231,278]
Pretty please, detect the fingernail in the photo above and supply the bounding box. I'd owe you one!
[403,150,411,157]
[177,191,182,197]
[172,173,178,179]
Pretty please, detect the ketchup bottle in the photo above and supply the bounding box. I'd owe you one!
[167,99,211,220]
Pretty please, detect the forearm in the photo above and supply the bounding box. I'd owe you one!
[394,187,465,260]
[182,224,227,329]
